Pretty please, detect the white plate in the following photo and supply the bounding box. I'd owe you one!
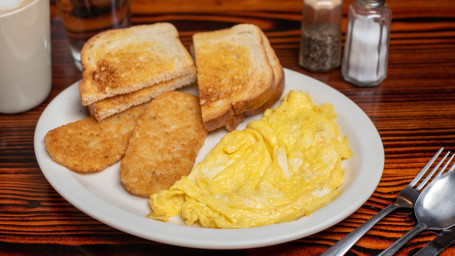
[34,68,384,249]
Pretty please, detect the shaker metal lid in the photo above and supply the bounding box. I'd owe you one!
[358,0,386,8]
[305,0,342,10]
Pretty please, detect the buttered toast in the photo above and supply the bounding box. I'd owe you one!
[244,32,285,117]
[88,73,196,121]
[193,24,283,131]
[225,32,285,131]
[79,23,196,106]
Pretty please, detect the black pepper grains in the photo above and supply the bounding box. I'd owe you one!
[298,0,342,73]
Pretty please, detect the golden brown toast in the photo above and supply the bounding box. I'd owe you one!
[88,73,197,121]
[225,31,285,131]
[243,32,285,117]
[193,24,276,131]
[79,23,196,106]
[120,91,207,198]
[44,104,147,173]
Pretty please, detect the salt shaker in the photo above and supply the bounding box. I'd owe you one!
[341,0,392,87]
[299,0,343,72]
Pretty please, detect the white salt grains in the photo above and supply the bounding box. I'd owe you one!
[341,0,392,87]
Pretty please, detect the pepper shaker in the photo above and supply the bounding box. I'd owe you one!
[341,0,392,87]
[299,0,343,73]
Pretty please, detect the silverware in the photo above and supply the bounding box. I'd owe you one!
[412,161,455,256]
[413,229,455,256]
[378,155,455,256]
[322,148,448,256]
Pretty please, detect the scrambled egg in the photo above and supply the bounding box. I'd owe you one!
[148,91,352,228]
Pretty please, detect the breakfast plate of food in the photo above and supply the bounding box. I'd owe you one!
[34,67,383,249]
[34,23,383,249]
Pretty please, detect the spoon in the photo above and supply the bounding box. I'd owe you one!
[378,169,455,256]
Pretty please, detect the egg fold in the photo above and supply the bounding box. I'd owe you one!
[148,90,352,228]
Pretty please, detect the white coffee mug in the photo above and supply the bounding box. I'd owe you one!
[0,0,52,114]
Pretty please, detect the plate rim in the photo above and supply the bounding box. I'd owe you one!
[34,68,384,249]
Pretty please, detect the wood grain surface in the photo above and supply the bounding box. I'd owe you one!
[1,0,455,255]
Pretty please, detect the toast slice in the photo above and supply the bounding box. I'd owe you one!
[226,31,285,131]
[121,91,207,197]
[79,23,196,106]
[88,73,197,121]
[193,24,275,131]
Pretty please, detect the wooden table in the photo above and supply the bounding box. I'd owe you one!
[2,0,455,255]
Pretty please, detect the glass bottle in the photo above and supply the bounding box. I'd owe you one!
[299,0,343,73]
[341,0,392,87]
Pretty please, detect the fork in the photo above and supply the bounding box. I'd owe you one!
[378,158,455,256]
[321,147,449,256]
[407,161,455,256]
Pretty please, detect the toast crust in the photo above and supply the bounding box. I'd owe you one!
[88,73,197,121]
[79,23,196,106]
[225,32,285,130]
[194,24,275,131]
[244,32,285,117]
